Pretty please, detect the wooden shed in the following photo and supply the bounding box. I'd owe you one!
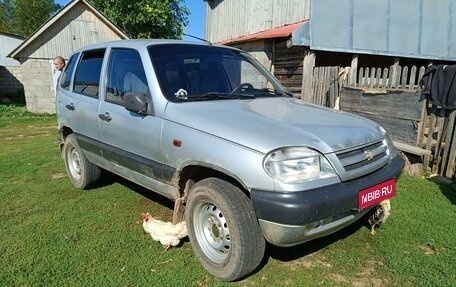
[8,0,129,114]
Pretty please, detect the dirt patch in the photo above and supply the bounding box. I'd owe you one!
[330,273,348,283]
[4,131,52,140]
[51,173,67,179]
[327,259,390,287]
[351,259,389,287]
[281,252,333,270]
[418,244,436,255]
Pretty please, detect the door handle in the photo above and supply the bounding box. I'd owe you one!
[65,103,75,111]
[98,112,112,122]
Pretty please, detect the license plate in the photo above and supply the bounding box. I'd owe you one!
[358,178,396,210]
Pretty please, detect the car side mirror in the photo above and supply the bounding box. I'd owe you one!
[123,92,148,114]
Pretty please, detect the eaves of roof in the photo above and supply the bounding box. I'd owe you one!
[0,31,26,40]
[8,0,129,59]
[218,20,308,45]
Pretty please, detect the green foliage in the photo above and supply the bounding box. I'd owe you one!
[0,0,14,31]
[1,114,455,286]
[90,0,189,39]
[0,0,60,37]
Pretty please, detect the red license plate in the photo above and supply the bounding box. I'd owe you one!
[358,178,396,210]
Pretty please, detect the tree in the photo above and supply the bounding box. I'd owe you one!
[0,0,15,32]
[0,0,60,37]
[90,0,189,39]
[13,0,60,36]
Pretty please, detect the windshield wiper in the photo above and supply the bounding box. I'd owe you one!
[262,88,293,97]
[235,87,293,98]
[184,92,256,101]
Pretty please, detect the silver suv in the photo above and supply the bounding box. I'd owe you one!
[56,39,404,281]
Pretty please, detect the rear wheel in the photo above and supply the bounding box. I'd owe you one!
[186,177,265,281]
[63,134,100,189]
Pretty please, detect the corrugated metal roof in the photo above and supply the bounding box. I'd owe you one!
[219,20,308,45]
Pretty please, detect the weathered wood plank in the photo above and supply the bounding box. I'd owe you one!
[423,105,437,170]
[382,67,389,88]
[409,65,417,88]
[300,50,315,102]
[340,88,424,121]
[445,112,456,178]
[374,68,381,88]
[348,55,358,86]
[418,66,426,86]
[359,67,365,87]
[393,141,432,156]
[369,67,375,88]
[344,111,419,145]
[416,99,429,148]
[432,108,447,173]
[442,111,455,177]
[401,66,408,89]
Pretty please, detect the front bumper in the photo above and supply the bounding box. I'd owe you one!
[250,155,404,247]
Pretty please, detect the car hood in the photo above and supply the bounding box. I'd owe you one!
[164,97,383,154]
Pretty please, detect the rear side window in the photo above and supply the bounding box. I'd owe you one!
[73,49,105,98]
[60,53,79,90]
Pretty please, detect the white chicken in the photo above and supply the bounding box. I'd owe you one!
[141,212,188,250]
[368,199,391,235]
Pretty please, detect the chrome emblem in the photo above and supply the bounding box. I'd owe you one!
[364,150,376,161]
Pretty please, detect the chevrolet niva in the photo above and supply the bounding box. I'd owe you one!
[56,39,404,281]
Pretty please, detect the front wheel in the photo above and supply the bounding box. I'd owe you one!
[186,178,266,281]
[63,134,100,189]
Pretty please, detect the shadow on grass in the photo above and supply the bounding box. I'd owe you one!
[246,210,377,279]
[97,170,175,211]
[427,175,456,206]
[263,214,370,263]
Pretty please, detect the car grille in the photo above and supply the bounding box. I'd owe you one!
[336,140,389,174]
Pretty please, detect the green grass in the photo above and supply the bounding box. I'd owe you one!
[1,105,455,286]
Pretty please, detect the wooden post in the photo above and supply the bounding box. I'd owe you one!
[445,112,456,178]
[390,58,400,88]
[424,105,437,171]
[301,49,316,103]
[442,111,456,177]
[409,65,417,90]
[348,55,358,87]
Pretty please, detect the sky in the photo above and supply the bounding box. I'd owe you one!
[55,0,206,40]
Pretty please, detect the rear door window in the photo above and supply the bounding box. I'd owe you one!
[73,49,105,98]
[60,53,79,90]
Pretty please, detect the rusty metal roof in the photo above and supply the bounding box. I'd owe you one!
[219,20,308,45]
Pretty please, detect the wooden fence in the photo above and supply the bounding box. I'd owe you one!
[347,64,426,91]
[304,66,340,108]
[420,103,456,178]
[315,63,456,179]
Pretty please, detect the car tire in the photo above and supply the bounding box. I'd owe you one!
[63,134,100,189]
[186,177,265,281]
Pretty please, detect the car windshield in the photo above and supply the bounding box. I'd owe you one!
[148,44,290,102]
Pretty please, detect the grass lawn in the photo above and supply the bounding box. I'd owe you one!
[1,105,455,286]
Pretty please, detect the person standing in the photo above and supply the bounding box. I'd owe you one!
[52,56,66,95]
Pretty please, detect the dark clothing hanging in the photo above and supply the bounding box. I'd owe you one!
[419,64,456,110]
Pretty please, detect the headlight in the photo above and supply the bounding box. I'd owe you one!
[379,126,398,159]
[263,147,337,183]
